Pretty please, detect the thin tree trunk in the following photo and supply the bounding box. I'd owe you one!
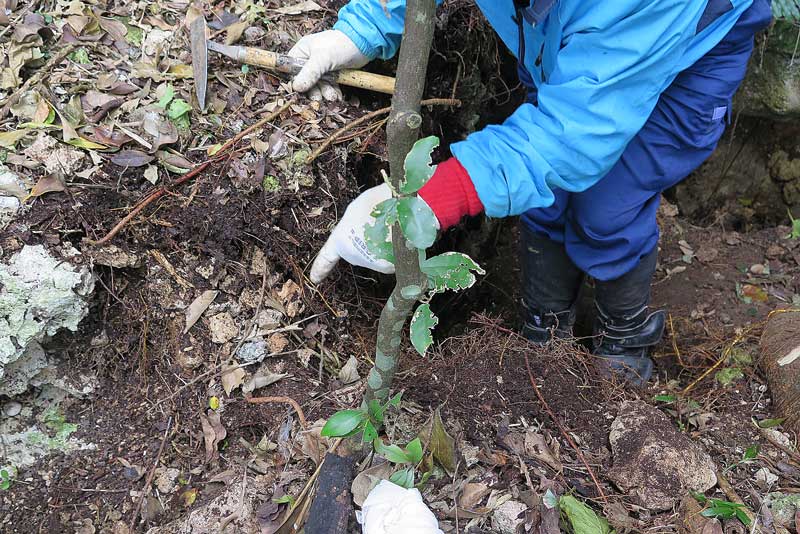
[363,0,437,404]
[305,4,438,532]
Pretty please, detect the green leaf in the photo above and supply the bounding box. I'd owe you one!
[69,47,90,64]
[364,198,398,262]
[389,468,415,489]
[273,494,296,507]
[757,418,785,428]
[734,508,752,526]
[158,84,175,108]
[375,439,411,464]
[743,444,760,461]
[67,137,107,150]
[388,392,403,407]
[397,196,437,250]
[420,252,485,293]
[542,489,558,509]
[653,394,677,403]
[362,420,378,443]
[702,506,736,520]
[558,495,611,534]
[715,367,744,386]
[410,304,438,356]
[321,409,366,438]
[400,136,439,194]
[367,399,384,425]
[405,438,423,465]
[167,99,192,129]
[0,469,10,491]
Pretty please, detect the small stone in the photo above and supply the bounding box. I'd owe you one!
[208,312,237,344]
[267,333,289,354]
[608,400,717,510]
[154,467,181,494]
[491,500,527,534]
[3,401,22,417]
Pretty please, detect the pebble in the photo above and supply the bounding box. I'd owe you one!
[3,401,22,417]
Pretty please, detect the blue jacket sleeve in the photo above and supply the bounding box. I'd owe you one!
[451,1,707,218]
[334,0,442,60]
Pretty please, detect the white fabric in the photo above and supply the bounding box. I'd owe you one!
[287,29,369,101]
[310,184,395,283]
[357,480,444,534]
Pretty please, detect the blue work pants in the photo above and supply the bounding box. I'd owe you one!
[520,0,772,281]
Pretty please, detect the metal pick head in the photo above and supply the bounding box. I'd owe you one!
[189,15,208,110]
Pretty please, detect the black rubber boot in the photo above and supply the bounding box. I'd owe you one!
[592,247,665,386]
[519,225,584,343]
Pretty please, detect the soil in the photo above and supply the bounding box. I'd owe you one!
[2,1,800,533]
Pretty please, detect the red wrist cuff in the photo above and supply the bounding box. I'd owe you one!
[418,158,483,230]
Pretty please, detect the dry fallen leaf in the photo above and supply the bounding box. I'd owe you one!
[523,431,562,472]
[420,408,456,474]
[351,462,393,507]
[338,355,360,384]
[273,1,323,15]
[200,410,227,463]
[110,149,154,168]
[242,368,287,395]
[184,290,218,333]
[221,365,246,396]
[23,173,65,201]
[459,482,491,510]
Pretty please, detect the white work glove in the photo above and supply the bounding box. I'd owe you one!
[288,29,369,101]
[310,184,394,283]
[357,480,444,534]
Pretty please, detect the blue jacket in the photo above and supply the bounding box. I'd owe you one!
[334,0,756,217]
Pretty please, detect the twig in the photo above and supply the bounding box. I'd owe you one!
[523,352,608,502]
[129,417,172,532]
[758,426,800,465]
[218,466,248,533]
[86,99,295,246]
[0,44,77,119]
[245,395,308,430]
[153,360,259,407]
[305,97,461,164]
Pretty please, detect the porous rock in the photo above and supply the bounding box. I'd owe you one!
[608,400,717,510]
[0,245,95,395]
[491,500,527,534]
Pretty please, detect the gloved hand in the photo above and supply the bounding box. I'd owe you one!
[288,29,370,101]
[311,184,404,283]
[310,158,484,284]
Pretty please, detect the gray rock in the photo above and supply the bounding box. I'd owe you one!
[0,245,95,396]
[154,467,181,494]
[737,22,800,119]
[491,500,527,534]
[608,400,717,511]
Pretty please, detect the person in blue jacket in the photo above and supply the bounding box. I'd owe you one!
[297,0,773,385]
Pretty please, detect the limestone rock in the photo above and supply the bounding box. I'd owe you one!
[608,401,717,510]
[736,22,800,119]
[491,500,527,534]
[208,312,237,344]
[0,245,95,396]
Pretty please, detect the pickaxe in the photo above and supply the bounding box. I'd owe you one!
[190,16,396,109]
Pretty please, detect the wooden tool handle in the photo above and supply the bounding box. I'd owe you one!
[241,47,396,95]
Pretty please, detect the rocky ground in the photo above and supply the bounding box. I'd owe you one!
[1,1,800,533]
